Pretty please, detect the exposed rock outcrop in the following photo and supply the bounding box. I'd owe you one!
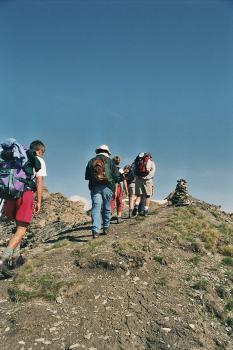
[0,189,89,248]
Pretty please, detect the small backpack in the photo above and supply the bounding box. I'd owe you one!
[91,156,108,182]
[0,140,41,199]
[125,168,135,185]
[135,153,151,177]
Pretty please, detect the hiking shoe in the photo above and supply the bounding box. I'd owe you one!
[103,227,110,235]
[92,231,99,239]
[0,258,15,278]
[143,209,149,217]
[132,206,139,217]
[12,255,26,269]
[117,217,124,224]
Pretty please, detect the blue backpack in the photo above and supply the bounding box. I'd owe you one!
[0,139,41,199]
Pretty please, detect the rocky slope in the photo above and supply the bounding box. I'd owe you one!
[0,192,232,350]
[0,188,89,248]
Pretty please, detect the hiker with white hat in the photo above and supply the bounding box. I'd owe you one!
[85,145,122,239]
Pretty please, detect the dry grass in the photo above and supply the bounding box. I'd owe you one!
[220,245,233,257]
[112,239,142,255]
[167,206,233,254]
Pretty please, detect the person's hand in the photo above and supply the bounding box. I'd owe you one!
[33,201,41,215]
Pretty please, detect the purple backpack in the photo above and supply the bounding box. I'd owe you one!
[0,140,29,199]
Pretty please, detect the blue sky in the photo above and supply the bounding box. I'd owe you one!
[0,0,233,211]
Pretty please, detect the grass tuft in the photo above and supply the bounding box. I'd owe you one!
[224,300,233,312]
[226,317,233,329]
[222,257,233,267]
[154,255,164,264]
[9,273,65,302]
[112,240,142,255]
[220,245,233,257]
[189,255,201,266]
[192,278,208,291]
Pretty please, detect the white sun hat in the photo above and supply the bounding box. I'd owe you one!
[95,144,111,155]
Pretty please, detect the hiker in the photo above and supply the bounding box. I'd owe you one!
[124,163,147,217]
[110,156,128,223]
[0,139,47,278]
[123,164,136,218]
[132,152,155,217]
[85,145,122,239]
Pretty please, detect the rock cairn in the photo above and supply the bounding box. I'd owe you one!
[168,179,191,206]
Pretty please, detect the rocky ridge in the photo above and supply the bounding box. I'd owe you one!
[0,190,232,350]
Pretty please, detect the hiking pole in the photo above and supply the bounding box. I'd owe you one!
[0,198,4,218]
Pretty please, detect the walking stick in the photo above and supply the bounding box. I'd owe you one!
[0,198,4,218]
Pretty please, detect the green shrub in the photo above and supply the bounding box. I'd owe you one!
[226,317,233,329]
[154,255,164,264]
[222,257,233,266]
[224,300,233,312]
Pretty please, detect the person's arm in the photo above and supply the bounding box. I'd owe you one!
[34,176,44,214]
[85,162,90,180]
[33,156,46,214]
[144,160,156,180]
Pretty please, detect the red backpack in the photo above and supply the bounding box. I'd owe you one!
[135,153,151,177]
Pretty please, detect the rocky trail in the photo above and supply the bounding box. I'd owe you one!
[0,193,233,350]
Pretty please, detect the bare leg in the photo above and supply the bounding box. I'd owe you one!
[135,195,142,206]
[129,194,136,210]
[145,197,150,209]
[7,222,28,250]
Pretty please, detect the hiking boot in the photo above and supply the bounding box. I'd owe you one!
[143,209,149,217]
[12,255,26,269]
[117,217,124,224]
[103,227,110,235]
[132,205,139,217]
[0,258,15,278]
[128,209,133,219]
[92,231,99,239]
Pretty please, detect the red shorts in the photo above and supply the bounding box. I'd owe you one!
[3,191,34,224]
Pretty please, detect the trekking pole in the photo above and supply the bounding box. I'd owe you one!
[0,198,4,218]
